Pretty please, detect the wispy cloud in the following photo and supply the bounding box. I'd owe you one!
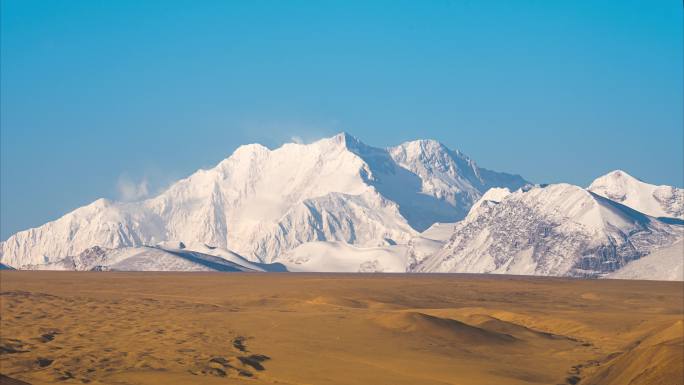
[117,174,149,202]
[237,118,342,148]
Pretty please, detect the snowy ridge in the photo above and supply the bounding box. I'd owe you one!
[276,222,457,273]
[388,140,528,228]
[606,241,684,281]
[278,241,409,272]
[1,133,527,267]
[416,184,682,277]
[405,222,456,270]
[589,170,683,219]
[23,243,284,272]
[465,187,512,220]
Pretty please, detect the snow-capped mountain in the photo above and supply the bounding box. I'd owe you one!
[416,183,682,277]
[3,133,679,279]
[0,133,528,268]
[23,243,284,272]
[588,170,683,220]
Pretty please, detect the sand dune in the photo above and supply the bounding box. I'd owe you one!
[1,272,682,385]
[581,320,684,385]
[373,311,518,344]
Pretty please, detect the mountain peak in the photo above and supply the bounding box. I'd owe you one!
[317,132,380,159]
[325,132,368,153]
[331,131,351,140]
[588,170,646,198]
[589,170,683,219]
[395,139,448,153]
[607,169,630,177]
[234,142,270,155]
[597,170,640,183]
[392,139,476,172]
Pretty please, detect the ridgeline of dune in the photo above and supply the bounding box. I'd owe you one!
[1,272,681,385]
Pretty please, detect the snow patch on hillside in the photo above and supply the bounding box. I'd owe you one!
[605,241,684,281]
[278,241,409,272]
[21,244,284,272]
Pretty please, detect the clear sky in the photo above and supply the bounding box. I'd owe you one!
[1,0,682,239]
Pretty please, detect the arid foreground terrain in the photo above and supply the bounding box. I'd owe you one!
[0,272,682,385]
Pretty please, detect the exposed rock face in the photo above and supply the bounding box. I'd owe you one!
[416,184,682,277]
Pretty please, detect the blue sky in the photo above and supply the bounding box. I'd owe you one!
[1,0,682,239]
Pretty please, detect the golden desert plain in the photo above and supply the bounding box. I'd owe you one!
[0,272,682,385]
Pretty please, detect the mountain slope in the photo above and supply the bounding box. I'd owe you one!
[1,133,528,267]
[416,184,682,277]
[388,140,528,228]
[605,241,684,281]
[277,241,409,272]
[275,221,457,273]
[21,243,279,272]
[0,263,15,270]
[405,222,456,270]
[589,170,683,219]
